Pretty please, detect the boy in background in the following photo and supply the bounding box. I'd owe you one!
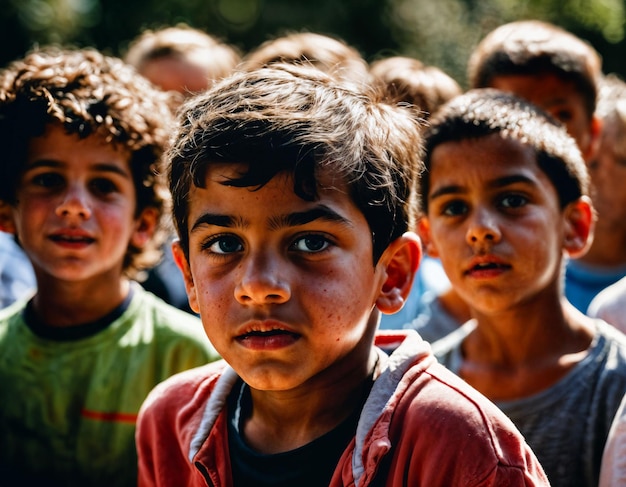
[125,24,241,99]
[419,88,626,487]
[136,64,549,486]
[584,74,626,331]
[467,20,620,313]
[0,47,218,487]
[368,54,470,337]
[240,31,371,84]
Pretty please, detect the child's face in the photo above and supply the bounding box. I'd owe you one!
[490,73,598,161]
[9,123,155,285]
[419,133,590,314]
[588,120,626,230]
[173,163,417,392]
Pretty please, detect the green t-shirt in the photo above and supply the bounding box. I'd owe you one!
[0,284,219,487]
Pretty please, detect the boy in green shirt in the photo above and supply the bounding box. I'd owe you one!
[0,46,218,487]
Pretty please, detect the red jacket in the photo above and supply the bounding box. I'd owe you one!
[137,330,550,486]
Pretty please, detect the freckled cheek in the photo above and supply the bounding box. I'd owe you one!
[311,278,369,336]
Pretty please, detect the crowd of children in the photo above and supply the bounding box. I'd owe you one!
[0,17,626,487]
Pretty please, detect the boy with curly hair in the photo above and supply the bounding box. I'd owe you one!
[0,47,218,487]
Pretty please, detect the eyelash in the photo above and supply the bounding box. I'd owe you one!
[29,173,120,196]
[199,232,335,256]
[437,193,529,217]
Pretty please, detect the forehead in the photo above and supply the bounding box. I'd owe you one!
[490,73,588,112]
[25,123,132,169]
[428,134,545,188]
[188,163,358,218]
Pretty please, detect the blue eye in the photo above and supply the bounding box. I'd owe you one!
[206,235,243,254]
[292,235,330,253]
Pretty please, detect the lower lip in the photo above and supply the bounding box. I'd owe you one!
[237,333,300,350]
[53,241,92,250]
[50,237,93,249]
[467,267,509,279]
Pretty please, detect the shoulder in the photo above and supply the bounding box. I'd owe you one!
[0,300,26,333]
[139,360,227,424]
[599,394,626,487]
[122,287,220,368]
[137,361,229,469]
[129,286,209,342]
[588,277,626,331]
[387,360,549,484]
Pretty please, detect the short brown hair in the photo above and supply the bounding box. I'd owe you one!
[370,56,462,118]
[421,89,589,214]
[468,20,602,119]
[241,32,370,85]
[168,63,424,263]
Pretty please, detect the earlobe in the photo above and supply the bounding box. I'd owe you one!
[563,196,594,258]
[416,217,439,258]
[172,240,199,314]
[131,207,159,248]
[0,201,16,234]
[375,233,422,314]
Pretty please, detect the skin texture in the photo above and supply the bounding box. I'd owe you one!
[418,134,595,400]
[0,123,157,326]
[139,55,213,96]
[173,163,420,453]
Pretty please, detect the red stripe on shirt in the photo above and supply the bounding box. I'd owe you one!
[81,409,138,424]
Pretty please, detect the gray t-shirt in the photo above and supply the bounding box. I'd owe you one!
[434,319,626,487]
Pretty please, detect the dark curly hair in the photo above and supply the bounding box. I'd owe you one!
[0,46,176,277]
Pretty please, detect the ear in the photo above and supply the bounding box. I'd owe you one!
[582,115,603,163]
[375,232,422,314]
[130,207,159,249]
[563,196,594,258]
[416,217,440,258]
[0,201,16,234]
[172,240,199,314]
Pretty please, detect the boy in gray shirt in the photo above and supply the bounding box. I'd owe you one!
[419,89,626,487]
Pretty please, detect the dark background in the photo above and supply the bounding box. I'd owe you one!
[1,0,625,87]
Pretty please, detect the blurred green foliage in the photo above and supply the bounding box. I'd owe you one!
[1,0,625,87]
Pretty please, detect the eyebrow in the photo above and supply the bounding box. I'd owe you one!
[429,174,538,200]
[190,205,352,233]
[269,205,351,230]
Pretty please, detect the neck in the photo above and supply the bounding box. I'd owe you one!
[30,277,130,327]
[242,350,379,454]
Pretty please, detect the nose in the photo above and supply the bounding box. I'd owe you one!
[55,184,92,220]
[465,207,501,246]
[234,251,291,305]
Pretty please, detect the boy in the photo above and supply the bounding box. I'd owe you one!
[240,31,371,84]
[135,64,549,486]
[418,88,626,487]
[467,19,623,313]
[125,24,241,99]
[0,47,219,487]
[584,74,626,332]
